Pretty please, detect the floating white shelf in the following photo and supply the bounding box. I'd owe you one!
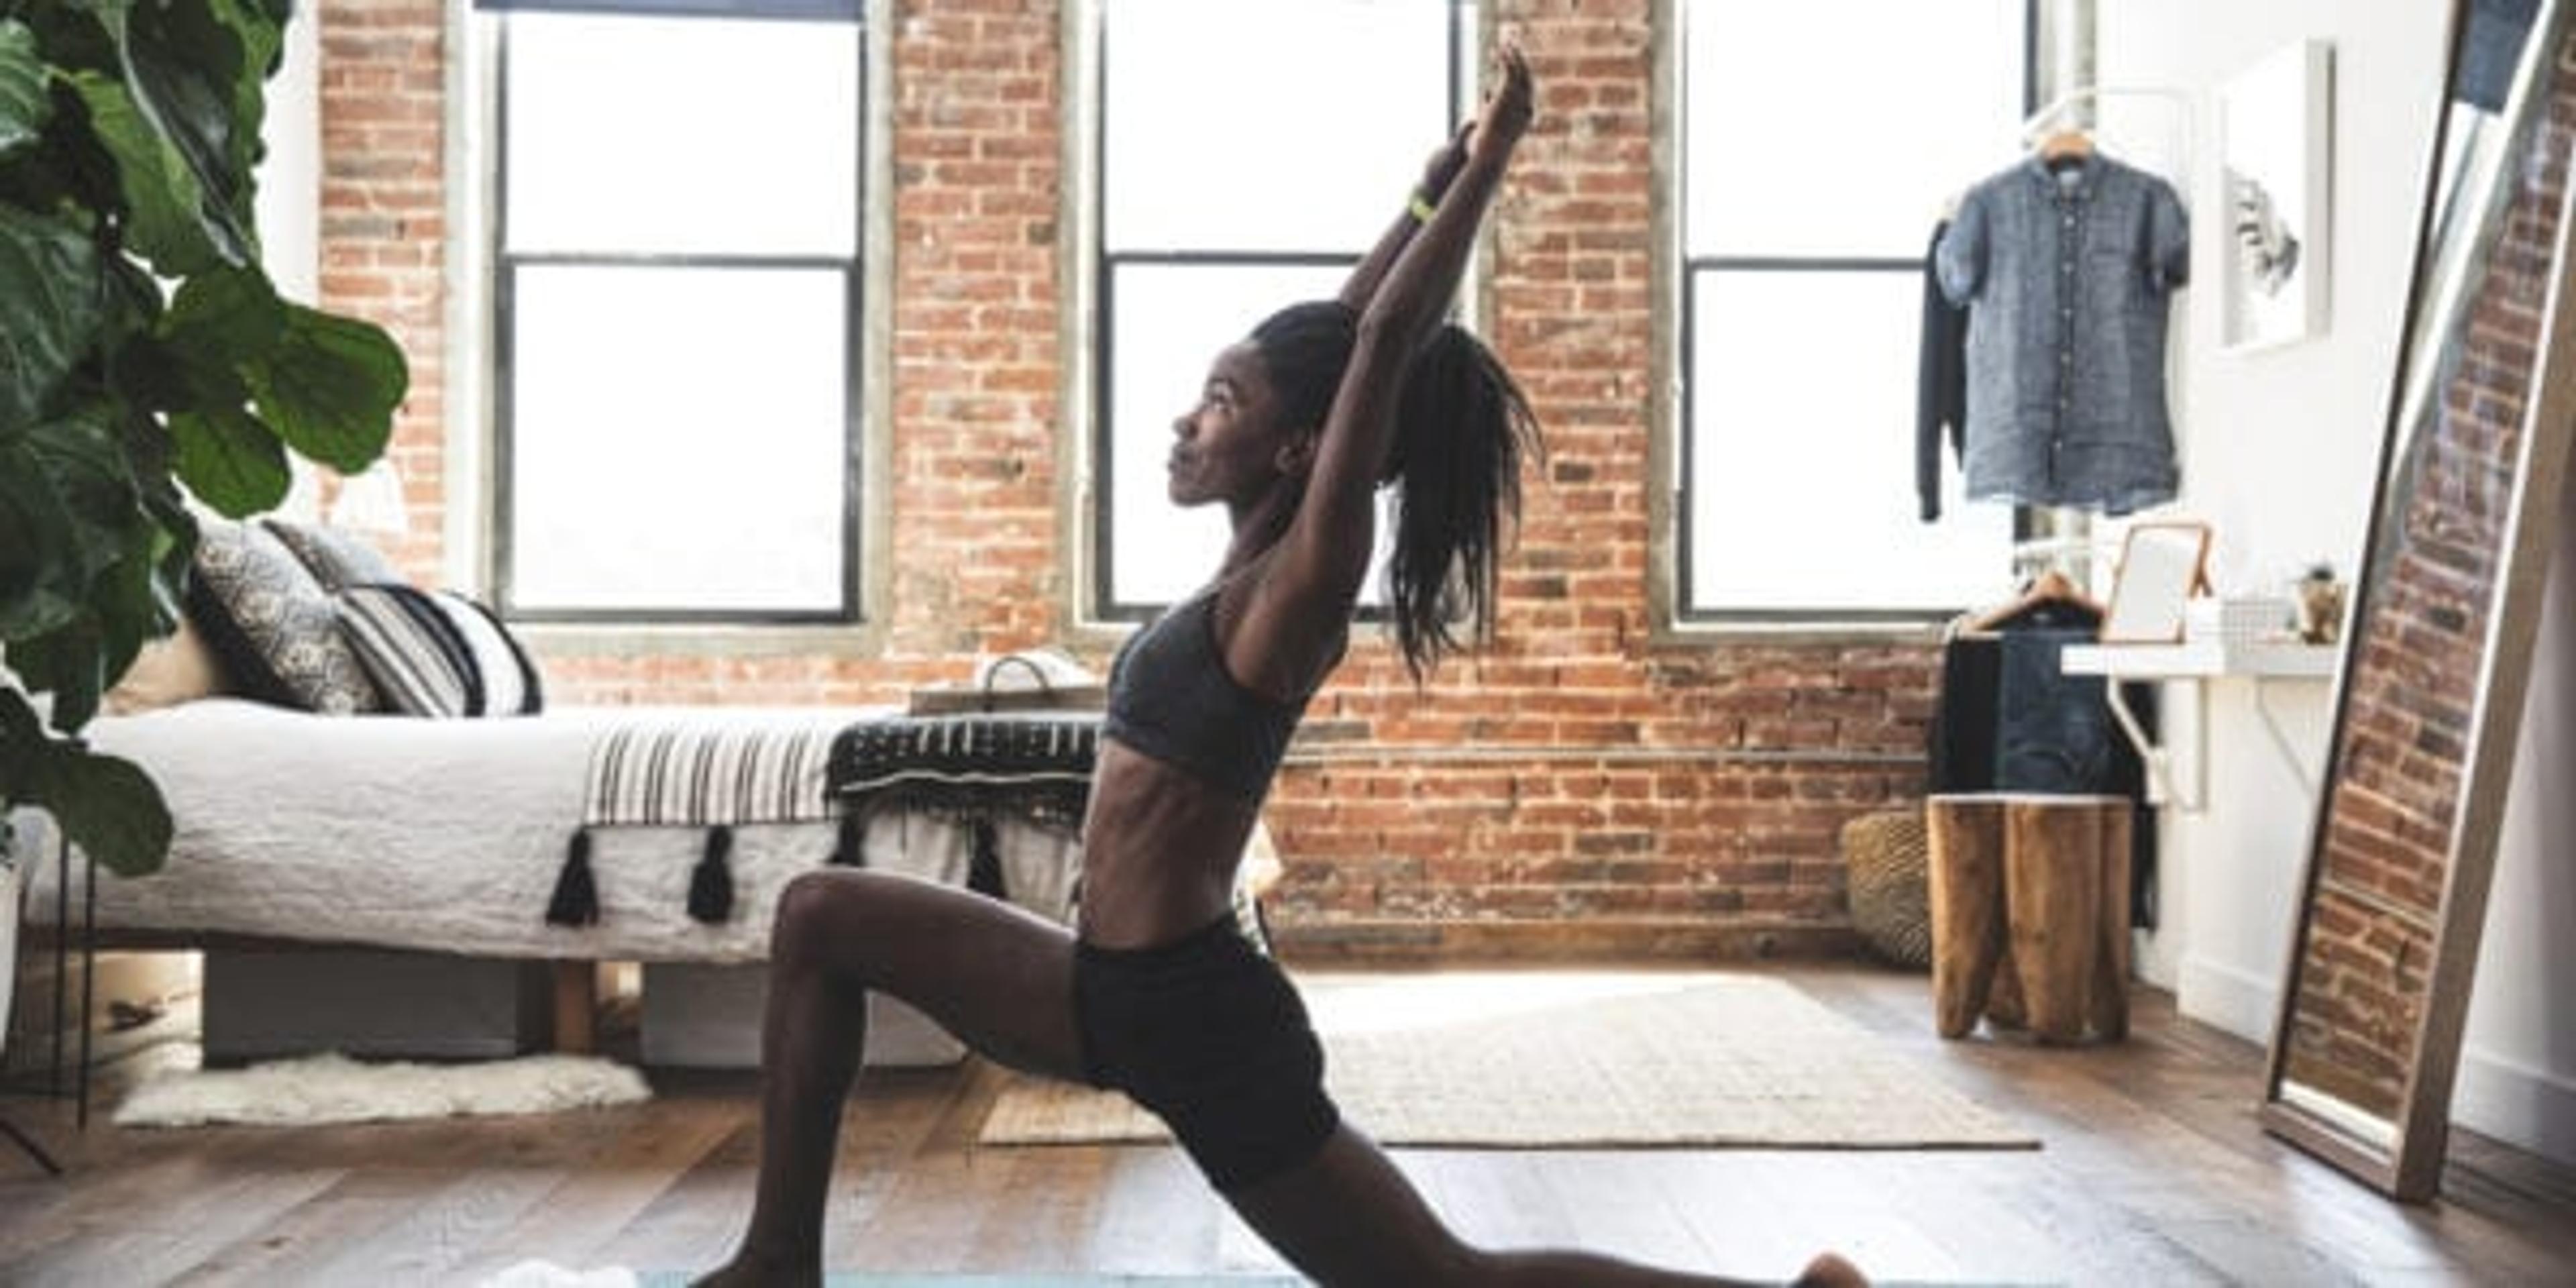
[2059,637,2339,810]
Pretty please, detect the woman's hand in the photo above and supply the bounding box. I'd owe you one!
[1466,42,1534,165]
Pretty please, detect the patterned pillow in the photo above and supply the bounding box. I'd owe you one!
[337,584,545,718]
[262,518,402,592]
[189,520,382,714]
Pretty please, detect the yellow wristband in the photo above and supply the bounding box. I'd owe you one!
[1408,193,1439,223]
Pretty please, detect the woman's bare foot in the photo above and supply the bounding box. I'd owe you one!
[1795,1250,1869,1287]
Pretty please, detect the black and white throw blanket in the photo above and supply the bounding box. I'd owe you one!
[546,712,1099,928]
[827,713,1099,902]
[547,718,847,928]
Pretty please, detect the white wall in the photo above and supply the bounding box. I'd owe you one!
[2463,486,2576,1165]
[256,10,323,521]
[255,13,322,303]
[2100,0,2575,1167]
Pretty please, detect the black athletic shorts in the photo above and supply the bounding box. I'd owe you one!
[1072,912,1341,1191]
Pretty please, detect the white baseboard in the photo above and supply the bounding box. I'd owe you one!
[2179,955,2282,1044]
[2179,958,2575,1167]
[2454,1047,2576,1169]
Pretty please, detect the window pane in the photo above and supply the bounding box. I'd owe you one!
[1106,261,1397,608]
[509,264,849,612]
[1686,268,2011,612]
[1104,0,1450,252]
[1685,0,2024,257]
[505,13,859,257]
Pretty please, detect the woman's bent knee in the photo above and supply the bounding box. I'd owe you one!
[770,869,890,971]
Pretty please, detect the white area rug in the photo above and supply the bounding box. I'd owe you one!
[113,1051,650,1128]
[984,971,2034,1150]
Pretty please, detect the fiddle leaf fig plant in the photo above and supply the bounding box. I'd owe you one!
[0,0,407,877]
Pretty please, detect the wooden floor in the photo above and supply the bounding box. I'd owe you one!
[2,965,2572,1287]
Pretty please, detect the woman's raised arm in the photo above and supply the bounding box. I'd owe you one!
[1337,123,1474,315]
[1289,44,1534,598]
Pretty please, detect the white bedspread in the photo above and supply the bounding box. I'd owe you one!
[23,700,1084,961]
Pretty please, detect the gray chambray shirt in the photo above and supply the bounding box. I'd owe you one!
[1937,152,2190,515]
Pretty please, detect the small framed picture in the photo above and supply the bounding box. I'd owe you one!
[2102,521,2214,643]
[2222,40,2335,351]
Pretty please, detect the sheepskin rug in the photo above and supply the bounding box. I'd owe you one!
[113,1051,651,1128]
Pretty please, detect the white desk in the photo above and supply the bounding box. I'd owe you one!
[2060,638,2339,810]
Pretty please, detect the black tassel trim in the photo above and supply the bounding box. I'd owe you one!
[967,816,1006,900]
[547,827,600,927]
[830,811,867,867]
[689,824,737,924]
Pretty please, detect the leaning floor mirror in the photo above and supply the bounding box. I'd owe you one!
[2263,0,2576,1201]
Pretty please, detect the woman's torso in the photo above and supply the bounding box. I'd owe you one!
[1076,742,1262,947]
[1077,578,1340,949]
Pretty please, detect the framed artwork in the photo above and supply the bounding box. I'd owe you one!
[2222,40,2336,352]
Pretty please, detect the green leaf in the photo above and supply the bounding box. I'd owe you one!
[27,405,136,570]
[90,519,169,686]
[13,612,107,732]
[31,740,170,877]
[66,69,221,278]
[168,400,288,515]
[0,442,86,640]
[0,203,105,431]
[113,0,259,268]
[0,21,48,160]
[0,685,46,803]
[165,261,282,366]
[248,303,406,473]
[212,0,281,166]
[19,404,165,696]
[130,456,196,629]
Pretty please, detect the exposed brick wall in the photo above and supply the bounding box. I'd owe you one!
[319,0,1940,959]
[316,0,447,578]
[2282,25,2576,1116]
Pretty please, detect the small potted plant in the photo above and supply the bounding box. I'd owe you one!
[2296,561,2347,645]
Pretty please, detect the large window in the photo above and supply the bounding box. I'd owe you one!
[1095,0,1473,617]
[492,6,864,623]
[1679,1,2027,621]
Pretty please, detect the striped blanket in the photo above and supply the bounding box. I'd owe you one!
[582,721,839,830]
[545,713,1099,929]
[828,714,1101,902]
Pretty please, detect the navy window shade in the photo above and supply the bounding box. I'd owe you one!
[473,0,857,21]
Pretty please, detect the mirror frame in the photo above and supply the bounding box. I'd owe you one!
[2261,0,2576,1202]
[2100,520,2213,643]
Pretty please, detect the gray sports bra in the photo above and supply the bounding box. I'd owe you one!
[1103,586,1317,802]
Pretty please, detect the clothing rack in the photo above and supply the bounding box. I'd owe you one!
[2011,533,2123,588]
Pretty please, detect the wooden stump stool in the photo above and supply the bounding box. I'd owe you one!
[1925,793,2132,1044]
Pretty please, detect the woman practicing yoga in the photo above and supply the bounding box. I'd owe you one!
[700,45,1863,1288]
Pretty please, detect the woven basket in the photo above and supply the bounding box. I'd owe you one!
[1841,808,1931,970]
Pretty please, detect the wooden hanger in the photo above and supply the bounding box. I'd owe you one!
[2035,129,2095,164]
[1965,568,2104,633]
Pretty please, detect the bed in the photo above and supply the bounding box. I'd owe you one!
[13,517,1137,1069]
[19,698,1092,1066]
[28,698,1085,960]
